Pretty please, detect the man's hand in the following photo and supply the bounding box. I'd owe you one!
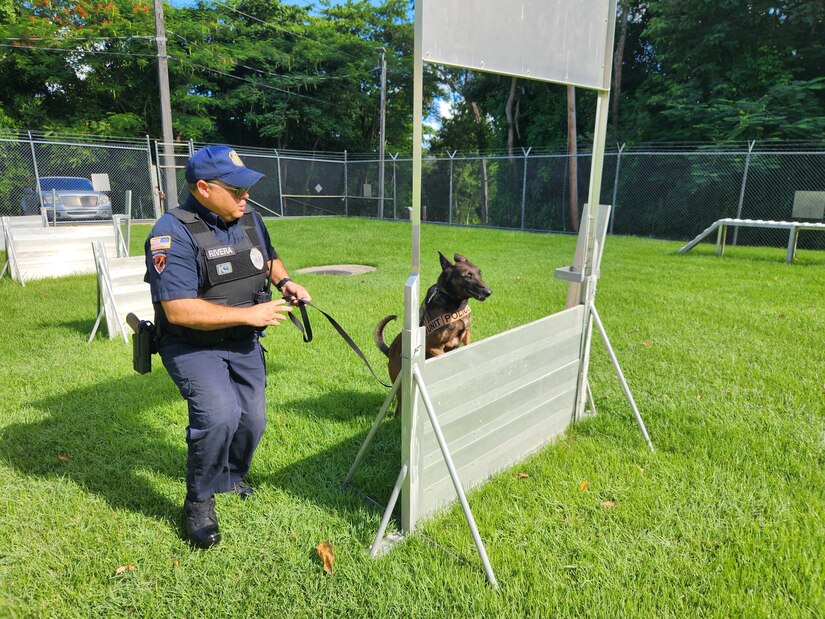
[246,298,293,327]
[281,280,311,306]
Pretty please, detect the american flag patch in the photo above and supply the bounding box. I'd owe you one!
[150,235,172,250]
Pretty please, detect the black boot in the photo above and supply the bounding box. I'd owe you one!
[184,497,221,549]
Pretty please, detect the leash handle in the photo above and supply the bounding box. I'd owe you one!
[287,298,391,388]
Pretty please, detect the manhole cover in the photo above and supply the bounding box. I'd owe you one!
[295,264,376,276]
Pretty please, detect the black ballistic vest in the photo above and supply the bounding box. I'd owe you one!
[155,207,267,346]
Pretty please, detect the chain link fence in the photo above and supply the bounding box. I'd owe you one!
[0,131,157,222]
[2,132,824,251]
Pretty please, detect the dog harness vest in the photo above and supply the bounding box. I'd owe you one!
[154,207,267,346]
[424,305,472,334]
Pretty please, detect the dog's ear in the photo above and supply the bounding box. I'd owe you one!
[454,253,468,263]
[438,251,453,270]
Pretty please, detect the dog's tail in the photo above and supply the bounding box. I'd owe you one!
[374,315,397,356]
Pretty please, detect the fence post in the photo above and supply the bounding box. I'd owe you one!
[609,142,625,235]
[146,135,161,219]
[274,149,285,217]
[28,131,44,217]
[732,140,755,246]
[521,146,532,230]
[344,150,349,217]
[448,150,457,225]
[125,190,132,252]
[391,152,399,219]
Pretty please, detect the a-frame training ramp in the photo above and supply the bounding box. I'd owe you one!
[346,0,654,588]
[1,216,122,285]
[89,242,153,343]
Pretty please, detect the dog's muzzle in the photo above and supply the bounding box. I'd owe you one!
[474,287,492,301]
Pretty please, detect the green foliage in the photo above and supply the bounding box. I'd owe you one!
[0,0,421,150]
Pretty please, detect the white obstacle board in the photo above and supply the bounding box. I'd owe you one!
[412,306,584,522]
[422,0,614,89]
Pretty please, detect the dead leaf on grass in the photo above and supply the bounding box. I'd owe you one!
[601,500,617,508]
[518,472,529,479]
[579,480,589,492]
[115,564,136,575]
[642,341,649,347]
[316,541,334,575]
[58,454,70,462]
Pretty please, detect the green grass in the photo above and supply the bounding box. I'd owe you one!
[1,218,823,617]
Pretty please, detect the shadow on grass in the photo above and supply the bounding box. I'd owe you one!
[0,377,405,533]
[264,389,403,522]
[50,317,99,337]
[0,372,186,528]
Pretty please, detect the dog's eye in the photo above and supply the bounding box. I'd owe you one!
[464,274,473,280]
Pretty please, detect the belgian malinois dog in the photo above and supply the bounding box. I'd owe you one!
[375,252,492,414]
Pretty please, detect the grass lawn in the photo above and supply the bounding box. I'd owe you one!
[0,217,823,617]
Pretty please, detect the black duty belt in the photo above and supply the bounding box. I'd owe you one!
[287,300,392,388]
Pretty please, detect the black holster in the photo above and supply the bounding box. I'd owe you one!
[132,319,158,374]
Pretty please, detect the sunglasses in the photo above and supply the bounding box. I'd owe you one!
[207,180,251,199]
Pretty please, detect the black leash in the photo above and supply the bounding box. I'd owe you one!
[286,298,392,388]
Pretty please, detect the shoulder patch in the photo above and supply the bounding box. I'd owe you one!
[150,235,172,251]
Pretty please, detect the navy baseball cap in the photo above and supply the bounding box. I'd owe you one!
[185,145,264,187]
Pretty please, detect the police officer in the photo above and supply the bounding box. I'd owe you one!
[144,145,310,549]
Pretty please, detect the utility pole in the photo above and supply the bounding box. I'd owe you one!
[153,0,178,209]
[377,47,387,219]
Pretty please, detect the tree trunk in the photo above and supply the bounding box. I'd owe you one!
[612,1,631,130]
[470,101,489,224]
[567,85,579,232]
[505,76,518,156]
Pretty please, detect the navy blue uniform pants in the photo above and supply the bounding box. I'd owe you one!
[160,337,267,502]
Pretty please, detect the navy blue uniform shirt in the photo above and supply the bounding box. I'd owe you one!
[145,194,277,303]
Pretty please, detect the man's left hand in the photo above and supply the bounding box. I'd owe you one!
[281,280,311,305]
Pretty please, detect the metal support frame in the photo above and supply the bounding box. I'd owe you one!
[89,241,128,344]
[732,140,756,246]
[347,0,640,590]
[1,217,21,284]
[590,303,654,452]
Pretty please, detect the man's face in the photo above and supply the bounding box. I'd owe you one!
[193,179,250,222]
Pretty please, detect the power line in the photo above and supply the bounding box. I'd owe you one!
[167,30,378,86]
[0,43,158,57]
[173,56,350,108]
[0,40,376,108]
[0,36,155,42]
[211,0,366,64]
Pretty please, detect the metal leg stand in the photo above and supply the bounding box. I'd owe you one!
[344,374,402,485]
[589,303,655,453]
[369,460,408,558]
[586,380,597,417]
[413,366,499,589]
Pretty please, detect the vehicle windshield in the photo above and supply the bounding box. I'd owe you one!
[39,177,94,191]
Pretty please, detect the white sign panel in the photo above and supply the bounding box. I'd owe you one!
[91,173,111,192]
[422,0,615,90]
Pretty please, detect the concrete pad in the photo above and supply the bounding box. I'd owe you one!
[295,264,376,276]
